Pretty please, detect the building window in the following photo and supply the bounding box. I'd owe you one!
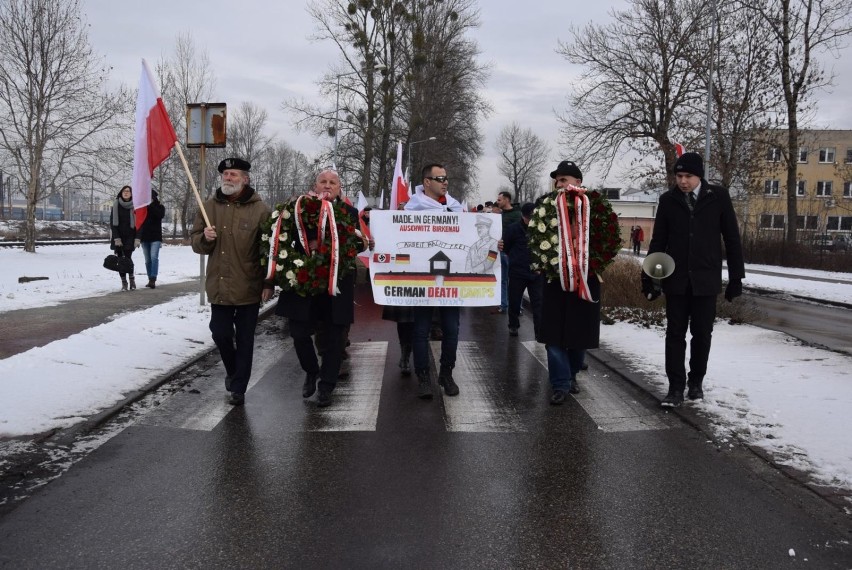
[796,180,806,196]
[818,147,835,163]
[764,180,780,195]
[826,216,840,231]
[844,182,852,198]
[816,181,833,196]
[842,217,852,231]
[845,148,852,164]
[766,147,782,162]
[603,188,620,200]
[760,214,785,229]
[796,216,819,230]
[798,147,808,163]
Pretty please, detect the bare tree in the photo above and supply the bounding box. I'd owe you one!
[400,0,491,201]
[737,0,852,246]
[228,102,271,166]
[556,0,710,186]
[495,123,550,204]
[0,0,131,251]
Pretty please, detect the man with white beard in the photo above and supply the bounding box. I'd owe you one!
[191,157,272,405]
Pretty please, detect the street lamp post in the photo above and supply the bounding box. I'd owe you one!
[407,137,437,185]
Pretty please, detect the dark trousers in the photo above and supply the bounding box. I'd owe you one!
[664,291,717,392]
[508,273,543,337]
[412,306,460,374]
[209,303,260,394]
[633,240,641,254]
[290,319,345,393]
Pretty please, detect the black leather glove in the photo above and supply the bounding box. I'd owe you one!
[725,278,743,302]
[641,272,660,301]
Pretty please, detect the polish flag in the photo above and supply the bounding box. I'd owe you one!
[132,59,178,230]
[674,142,685,157]
[389,140,409,211]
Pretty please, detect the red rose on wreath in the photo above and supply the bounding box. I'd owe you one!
[315,266,329,279]
[297,269,310,283]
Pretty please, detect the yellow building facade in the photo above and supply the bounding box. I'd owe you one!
[745,129,852,240]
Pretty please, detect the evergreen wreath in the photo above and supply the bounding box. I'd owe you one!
[528,188,622,282]
[260,196,362,296]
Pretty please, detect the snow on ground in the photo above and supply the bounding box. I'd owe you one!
[0,243,201,311]
[1,243,851,497]
[740,264,852,305]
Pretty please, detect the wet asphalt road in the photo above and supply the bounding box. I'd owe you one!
[1,285,851,568]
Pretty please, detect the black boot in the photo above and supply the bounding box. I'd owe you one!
[146,277,156,289]
[129,275,136,290]
[398,344,412,376]
[438,365,459,396]
[416,371,433,400]
[120,274,128,291]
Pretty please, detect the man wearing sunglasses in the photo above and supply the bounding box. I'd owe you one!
[405,163,464,399]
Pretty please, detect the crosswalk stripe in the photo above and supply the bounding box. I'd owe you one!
[309,341,387,432]
[522,341,670,432]
[137,335,289,431]
[435,341,526,433]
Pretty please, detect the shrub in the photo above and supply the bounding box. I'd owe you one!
[598,254,762,327]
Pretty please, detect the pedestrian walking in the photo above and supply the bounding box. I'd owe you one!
[190,157,272,406]
[499,202,543,338]
[493,191,521,314]
[405,163,464,399]
[110,185,139,291]
[528,160,621,405]
[642,152,745,407]
[139,189,166,289]
[272,169,363,408]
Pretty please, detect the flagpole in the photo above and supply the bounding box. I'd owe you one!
[172,141,212,227]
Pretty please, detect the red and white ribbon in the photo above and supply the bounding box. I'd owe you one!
[555,184,594,302]
[264,213,283,281]
[293,194,342,296]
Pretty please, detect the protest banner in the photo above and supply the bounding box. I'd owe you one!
[369,210,502,307]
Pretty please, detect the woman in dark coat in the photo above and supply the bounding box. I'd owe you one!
[110,185,138,291]
[139,189,166,288]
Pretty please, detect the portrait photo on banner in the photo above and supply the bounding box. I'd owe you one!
[369,210,502,307]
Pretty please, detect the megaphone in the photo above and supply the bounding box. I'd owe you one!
[642,252,675,299]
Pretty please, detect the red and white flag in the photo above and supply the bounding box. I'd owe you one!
[674,142,685,158]
[389,140,409,211]
[132,59,178,230]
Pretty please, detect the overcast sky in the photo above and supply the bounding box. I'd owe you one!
[83,0,852,204]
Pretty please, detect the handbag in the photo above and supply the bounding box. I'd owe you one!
[103,254,134,273]
[103,254,120,272]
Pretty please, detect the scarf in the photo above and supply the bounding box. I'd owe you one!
[112,197,135,228]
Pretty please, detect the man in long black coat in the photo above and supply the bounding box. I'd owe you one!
[537,161,600,405]
[643,152,745,408]
[272,169,360,408]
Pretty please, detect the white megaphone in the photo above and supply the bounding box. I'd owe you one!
[642,252,675,299]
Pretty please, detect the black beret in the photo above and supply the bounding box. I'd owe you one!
[217,157,251,173]
[550,160,583,181]
[674,152,704,178]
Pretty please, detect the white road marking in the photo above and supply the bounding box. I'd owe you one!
[138,336,289,431]
[522,341,670,432]
[434,341,525,433]
[310,341,387,432]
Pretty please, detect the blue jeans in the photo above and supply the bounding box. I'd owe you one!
[141,240,161,279]
[500,253,509,312]
[545,345,584,392]
[412,306,460,375]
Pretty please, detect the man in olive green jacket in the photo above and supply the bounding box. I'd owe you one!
[191,157,272,405]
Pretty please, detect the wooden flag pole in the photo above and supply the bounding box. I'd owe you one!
[173,140,212,227]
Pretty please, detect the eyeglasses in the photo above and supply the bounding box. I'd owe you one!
[426,176,449,183]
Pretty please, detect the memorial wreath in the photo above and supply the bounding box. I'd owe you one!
[528,186,621,301]
[260,195,363,297]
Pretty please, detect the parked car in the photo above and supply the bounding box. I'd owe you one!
[833,234,851,252]
[812,234,833,251]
